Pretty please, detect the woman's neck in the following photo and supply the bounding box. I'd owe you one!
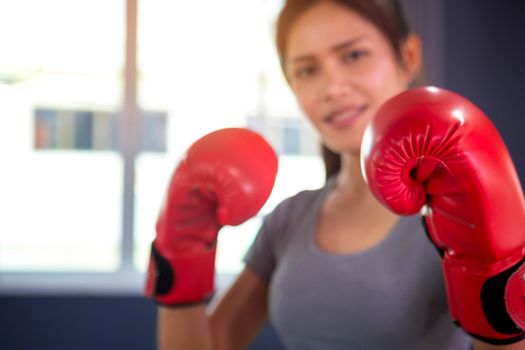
[317,151,400,254]
[335,152,369,197]
[333,151,396,216]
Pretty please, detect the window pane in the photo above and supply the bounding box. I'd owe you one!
[0,0,125,271]
[134,0,325,274]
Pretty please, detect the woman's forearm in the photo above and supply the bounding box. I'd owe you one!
[472,338,525,350]
[157,304,213,350]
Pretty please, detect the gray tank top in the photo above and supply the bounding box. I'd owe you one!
[244,178,471,349]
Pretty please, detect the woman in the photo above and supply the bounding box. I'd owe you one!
[155,1,524,349]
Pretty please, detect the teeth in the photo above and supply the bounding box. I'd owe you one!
[334,111,354,121]
[325,105,366,126]
[327,108,358,123]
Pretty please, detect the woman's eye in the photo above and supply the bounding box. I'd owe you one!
[343,49,368,63]
[294,65,318,79]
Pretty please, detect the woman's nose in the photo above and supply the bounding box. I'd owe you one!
[323,62,351,101]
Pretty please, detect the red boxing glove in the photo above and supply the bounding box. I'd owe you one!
[145,128,278,305]
[361,86,525,344]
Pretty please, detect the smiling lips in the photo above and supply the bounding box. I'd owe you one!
[324,105,367,128]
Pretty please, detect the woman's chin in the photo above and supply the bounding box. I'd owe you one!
[323,141,361,157]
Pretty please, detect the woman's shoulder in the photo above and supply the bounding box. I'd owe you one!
[261,182,328,233]
[273,184,327,216]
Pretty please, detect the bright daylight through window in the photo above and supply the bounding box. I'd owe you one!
[0,0,324,293]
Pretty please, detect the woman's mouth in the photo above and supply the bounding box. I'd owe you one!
[324,105,367,128]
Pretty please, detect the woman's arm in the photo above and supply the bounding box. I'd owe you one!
[472,338,525,350]
[158,303,213,350]
[157,267,269,350]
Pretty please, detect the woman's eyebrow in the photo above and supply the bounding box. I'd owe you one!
[289,36,367,64]
[331,36,366,53]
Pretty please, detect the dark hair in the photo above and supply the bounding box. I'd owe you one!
[275,0,413,181]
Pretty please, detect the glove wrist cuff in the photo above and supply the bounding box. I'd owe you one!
[145,242,217,305]
[443,254,525,344]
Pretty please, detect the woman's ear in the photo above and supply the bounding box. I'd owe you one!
[401,33,422,82]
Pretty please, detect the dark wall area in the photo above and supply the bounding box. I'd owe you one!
[2,1,524,349]
[0,296,284,350]
[0,296,156,350]
[443,0,525,182]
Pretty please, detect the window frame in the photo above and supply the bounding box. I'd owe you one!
[0,0,444,296]
[0,0,143,296]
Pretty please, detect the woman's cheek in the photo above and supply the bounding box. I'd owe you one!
[295,87,318,121]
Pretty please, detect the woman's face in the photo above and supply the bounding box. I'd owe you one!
[285,1,418,154]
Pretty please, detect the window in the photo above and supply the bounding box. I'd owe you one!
[0,0,324,294]
[0,0,125,275]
